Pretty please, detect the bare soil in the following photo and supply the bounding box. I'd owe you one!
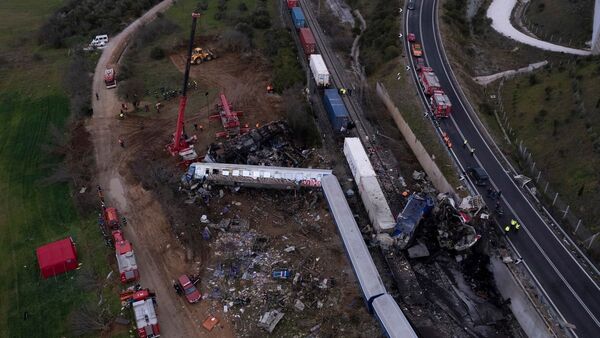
[88,6,378,334]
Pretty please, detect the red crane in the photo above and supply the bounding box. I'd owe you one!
[210,93,245,138]
[167,12,201,155]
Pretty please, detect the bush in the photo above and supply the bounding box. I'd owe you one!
[219,29,251,52]
[64,50,93,117]
[283,86,321,147]
[528,74,538,86]
[197,0,209,11]
[150,47,165,60]
[38,0,162,48]
[238,2,248,11]
[252,7,271,29]
[273,48,304,91]
[235,22,254,40]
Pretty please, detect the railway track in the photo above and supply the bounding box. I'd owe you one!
[298,0,401,195]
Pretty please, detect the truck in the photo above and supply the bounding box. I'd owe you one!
[128,289,160,338]
[299,27,316,55]
[104,68,117,89]
[309,54,330,87]
[102,207,120,230]
[291,7,306,29]
[112,230,139,284]
[418,67,441,95]
[286,0,298,8]
[323,89,349,131]
[430,90,452,117]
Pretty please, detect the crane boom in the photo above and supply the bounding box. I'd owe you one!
[168,12,201,155]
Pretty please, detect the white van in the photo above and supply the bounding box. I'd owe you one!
[90,34,109,48]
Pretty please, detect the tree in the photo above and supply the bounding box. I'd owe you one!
[118,78,145,108]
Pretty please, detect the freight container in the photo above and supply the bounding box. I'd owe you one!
[286,0,298,9]
[309,54,330,87]
[358,176,396,233]
[299,28,316,55]
[323,89,349,131]
[291,7,306,29]
[343,138,376,185]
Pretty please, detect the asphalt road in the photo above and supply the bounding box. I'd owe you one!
[405,0,600,336]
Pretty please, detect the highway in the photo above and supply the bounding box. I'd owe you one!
[404,1,600,336]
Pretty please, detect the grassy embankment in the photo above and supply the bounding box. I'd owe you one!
[0,1,116,337]
[354,0,462,189]
[525,0,595,49]
[500,59,600,229]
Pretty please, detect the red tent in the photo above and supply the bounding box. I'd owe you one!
[36,237,78,279]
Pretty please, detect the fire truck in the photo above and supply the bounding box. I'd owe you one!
[418,67,441,95]
[430,90,452,118]
[121,289,160,338]
[104,68,117,89]
[112,230,139,283]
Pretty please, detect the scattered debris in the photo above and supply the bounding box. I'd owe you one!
[258,309,284,333]
[202,315,220,331]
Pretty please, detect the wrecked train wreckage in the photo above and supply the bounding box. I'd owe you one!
[203,120,311,167]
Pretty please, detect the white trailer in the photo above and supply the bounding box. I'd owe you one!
[309,54,330,87]
[344,138,376,185]
[358,176,396,233]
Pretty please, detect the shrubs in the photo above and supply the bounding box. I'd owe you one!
[283,86,322,147]
[64,50,94,117]
[360,0,399,75]
[150,47,166,60]
[38,0,162,48]
[263,29,305,92]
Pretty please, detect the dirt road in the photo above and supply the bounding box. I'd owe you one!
[88,1,233,336]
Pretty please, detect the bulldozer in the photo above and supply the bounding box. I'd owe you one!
[191,47,216,64]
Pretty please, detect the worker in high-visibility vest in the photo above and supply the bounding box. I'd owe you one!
[504,224,511,233]
[511,219,521,231]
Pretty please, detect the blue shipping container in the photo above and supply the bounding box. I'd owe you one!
[291,7,306,29]
[323,89,349,131]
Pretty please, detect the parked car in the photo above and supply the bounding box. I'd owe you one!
[272,269,291,280]
[411,43,423,57]
[407,33,416,42]
[467,167,489,186]
[178,274,201,303]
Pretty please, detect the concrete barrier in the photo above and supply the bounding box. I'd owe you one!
[375,82,454,194]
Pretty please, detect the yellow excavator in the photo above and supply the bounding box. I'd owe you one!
[191,47,216,64]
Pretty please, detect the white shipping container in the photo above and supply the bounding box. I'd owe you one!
[358,176,396,233]
[344,138,376,184]
[309,54,330,87]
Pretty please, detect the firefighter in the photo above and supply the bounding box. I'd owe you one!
[511,219,521,231]
[470,147,475,156]
[463,139,468,148]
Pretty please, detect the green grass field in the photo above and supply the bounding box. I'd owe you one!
[525,0,595,48]
[501,59,600,229]
[0,1,117,337]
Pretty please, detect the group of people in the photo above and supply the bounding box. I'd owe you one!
[504,219,521,233]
